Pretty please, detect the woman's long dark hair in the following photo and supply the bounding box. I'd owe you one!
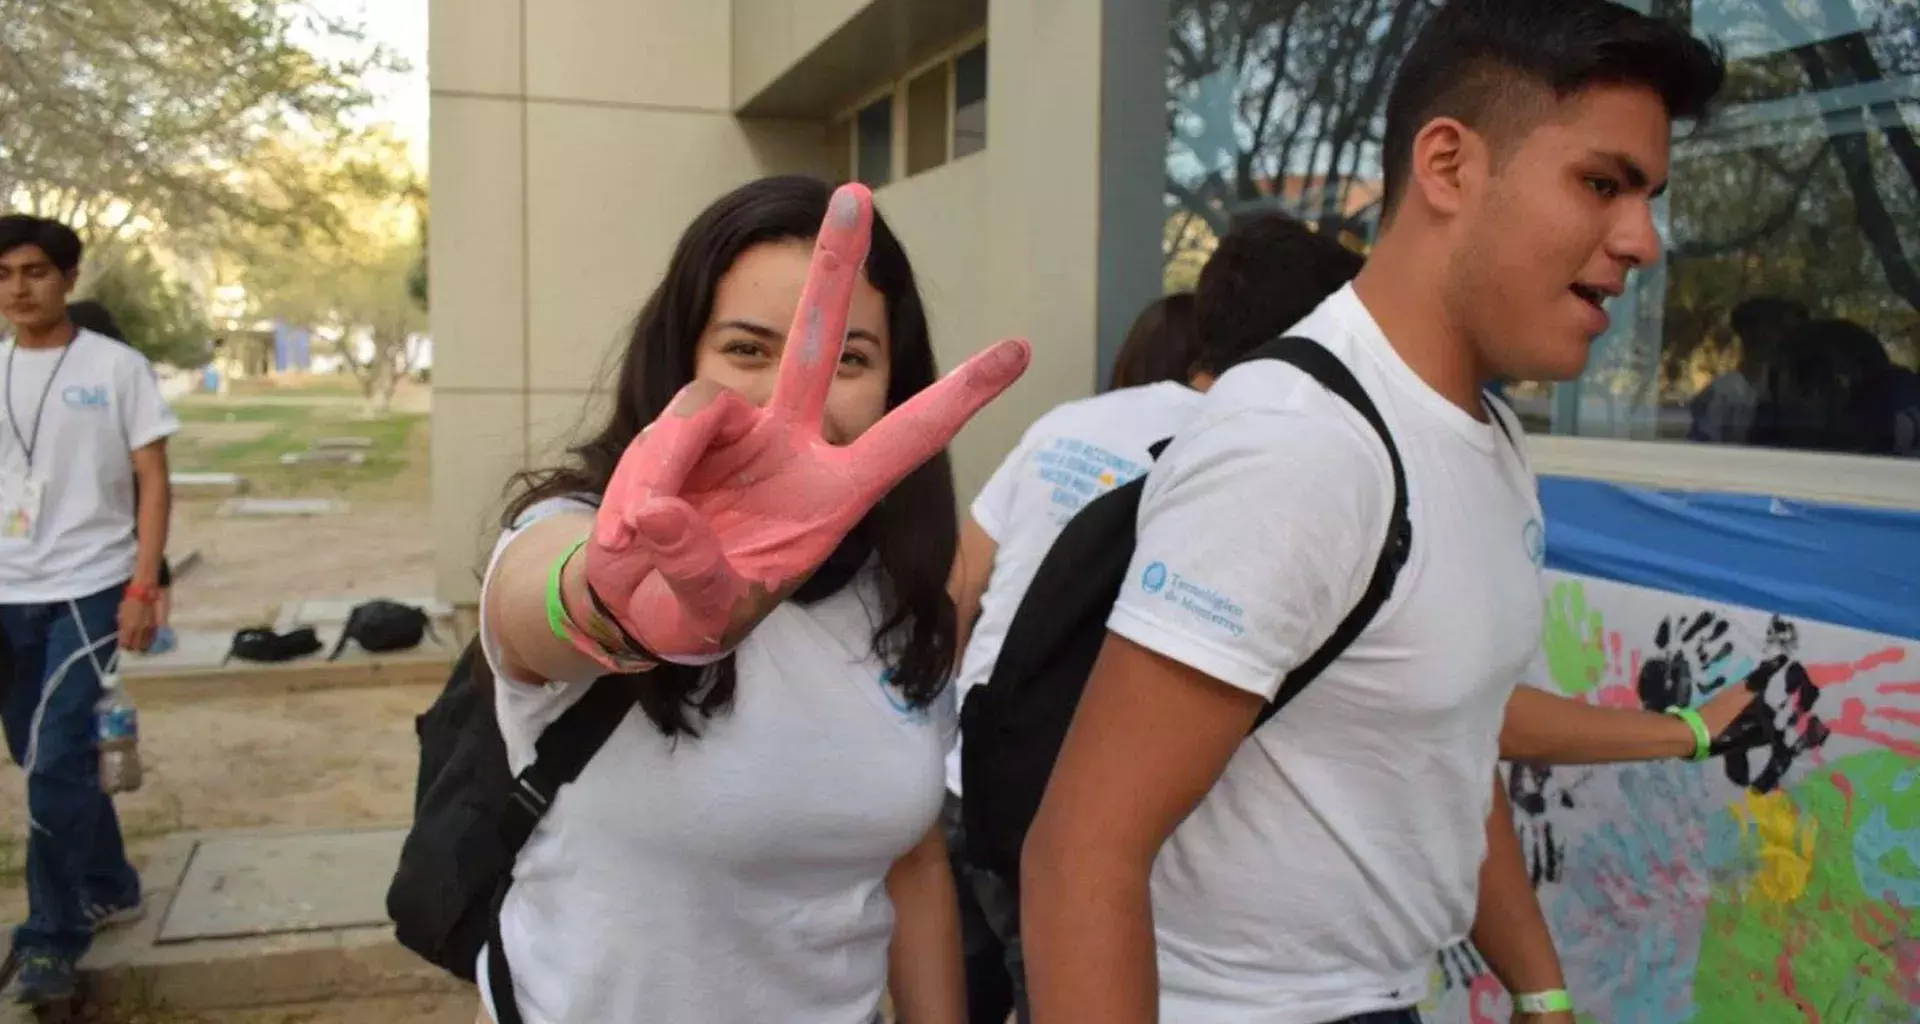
[503,175,959,737]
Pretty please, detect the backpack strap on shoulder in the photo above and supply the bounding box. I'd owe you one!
[499,678,641,856]
[1239,336,1412,731]
[489,676,640,1024]
[1483,392,1518,450]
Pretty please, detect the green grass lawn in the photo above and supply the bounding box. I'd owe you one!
[171,397,425,498]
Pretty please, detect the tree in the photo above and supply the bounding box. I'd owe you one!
[78,248,213,369]
[0,0,398,256]
[231,131,427,413]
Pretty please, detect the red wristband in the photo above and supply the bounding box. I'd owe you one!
[125,583,161,604]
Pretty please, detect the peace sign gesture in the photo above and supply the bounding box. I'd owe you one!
[584,183,1030,663]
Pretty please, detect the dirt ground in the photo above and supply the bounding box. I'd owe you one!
[0,376,479,1021]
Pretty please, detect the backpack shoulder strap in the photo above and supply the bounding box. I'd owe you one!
[1483,392,1518,449]
[497,677,640,857]
[1239,336,1411,731]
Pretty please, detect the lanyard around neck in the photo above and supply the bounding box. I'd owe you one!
[4,339,76,472]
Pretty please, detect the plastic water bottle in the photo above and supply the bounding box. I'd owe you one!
[95,674,143,795]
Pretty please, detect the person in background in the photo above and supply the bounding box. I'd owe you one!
[1689,296,1808,445]
[65,300,176,653]
[1021,0,1727,1020]
[0,215,177,1006]
[1105,294,1199,393]
[1753,317,1901,456]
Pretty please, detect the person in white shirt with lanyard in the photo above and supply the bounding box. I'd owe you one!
[1021,2,1728,1022]
[0,215,176,1006]
[473,176,1028,1024]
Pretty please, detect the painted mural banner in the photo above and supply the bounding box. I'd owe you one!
[1422,570,1920,1024]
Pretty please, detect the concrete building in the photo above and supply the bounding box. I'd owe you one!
[429,6,1920,1014]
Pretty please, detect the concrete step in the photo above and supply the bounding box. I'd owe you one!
[170,472,249,499]
[79,827,465,1015]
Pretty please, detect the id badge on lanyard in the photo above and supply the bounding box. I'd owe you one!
[3,338,74,541]
[0,471,43,541]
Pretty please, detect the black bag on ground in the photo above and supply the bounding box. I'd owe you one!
[386,638,638,988]
[959,336,1414,882]
[327,599,438,660]
[225,626,323,664]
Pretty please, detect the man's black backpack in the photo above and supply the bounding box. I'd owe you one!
[959,336,1416,881]
[386,637,638,1012]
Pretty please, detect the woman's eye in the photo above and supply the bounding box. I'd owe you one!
[723,340,769,359]
[839,350,872,369]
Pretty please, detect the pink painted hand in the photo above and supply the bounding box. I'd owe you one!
[584,183,1030,663]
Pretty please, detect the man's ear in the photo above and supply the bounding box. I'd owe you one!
[60,269,79,297]
[1407,117,1482,219]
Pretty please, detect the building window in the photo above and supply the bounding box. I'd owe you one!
[907,65,950,176]
[1162,0,1920,463]
[857,96,894,187]
[832,36,989,187]
[953,43,988,158]
[827,118,852,185]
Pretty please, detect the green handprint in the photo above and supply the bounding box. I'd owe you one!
[1543,580,1607,697]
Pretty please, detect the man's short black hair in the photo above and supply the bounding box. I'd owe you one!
[1192,213,1365,376]
[1380,0,1726,217]
[0,214,84,274]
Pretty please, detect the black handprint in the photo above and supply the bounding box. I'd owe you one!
[1436,941,1488,991]
[1725,648,1831,795]
[1507,763,1575,888]
[1638,610,1737,711]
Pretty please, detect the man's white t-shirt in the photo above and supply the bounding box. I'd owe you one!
[947,381,1203,794]
[478,499,956,1024]
[1106,286,1544,1023]
[0,330,179,603]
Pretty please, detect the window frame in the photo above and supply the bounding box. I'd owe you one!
[832,29,989,187]
[1529,435,1920,511]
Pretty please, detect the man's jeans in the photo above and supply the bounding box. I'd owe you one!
[0,584,141,958]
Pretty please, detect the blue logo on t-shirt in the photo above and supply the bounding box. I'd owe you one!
[878,667,929,725]
[62,384,108,409]
[1522,518,1546,568]
[1141,561,1168,594]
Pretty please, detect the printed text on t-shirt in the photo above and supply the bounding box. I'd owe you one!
[1141,561,1246,637]
[1034,437,1144,521]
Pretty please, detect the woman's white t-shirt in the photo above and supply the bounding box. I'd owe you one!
[477,498,956,1024]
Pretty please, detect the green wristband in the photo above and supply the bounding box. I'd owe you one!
[1515,989,1574,1014]
[547,538,590,646]
[1666,706,1711,762]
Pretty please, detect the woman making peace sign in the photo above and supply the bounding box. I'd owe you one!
[476,176,1029,1024]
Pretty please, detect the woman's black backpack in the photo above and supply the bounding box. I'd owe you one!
[959,336,1419,881]
[386,640,637,985]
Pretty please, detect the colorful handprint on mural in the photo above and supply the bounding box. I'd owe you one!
[1423,574,1918,1024]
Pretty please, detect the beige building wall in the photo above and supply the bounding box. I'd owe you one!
[429,0,1151,603]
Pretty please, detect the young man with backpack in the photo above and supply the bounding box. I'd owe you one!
[961,220,1760,1022]
[0,215,176,1005]
[946,215,1365,1023]
[1020,2,1726,1022]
